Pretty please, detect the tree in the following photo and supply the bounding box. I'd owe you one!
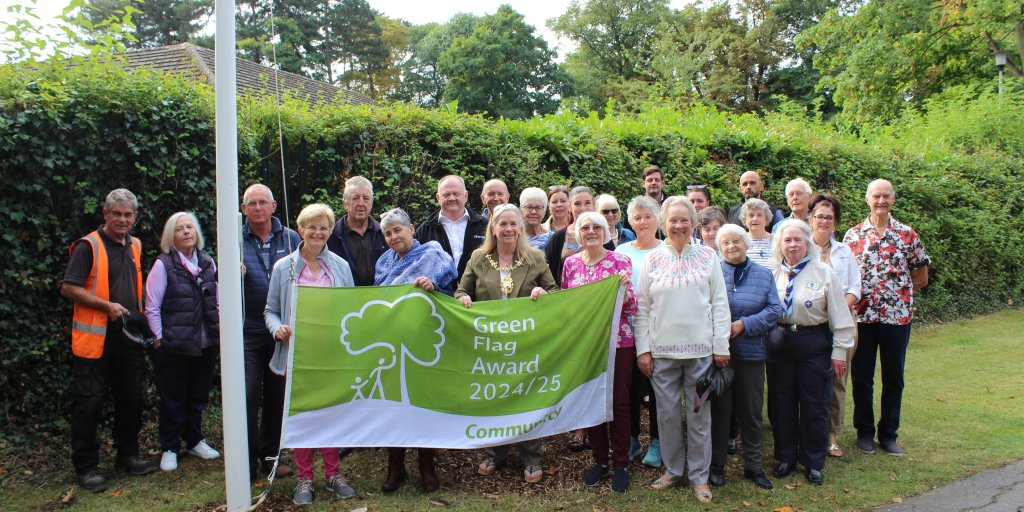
[799,0,1024,124]
[321,0,389,93]
[83,0,212,49]
[392,14,480,108]
[550,0,670,111]
[437,5,567,119]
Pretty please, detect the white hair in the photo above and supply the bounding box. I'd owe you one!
[380,208,412,229]
[865,179,895,200]
[770,219,819,269]
[519,187,547,208]
[740,198,772,224]
[343,176,373,201]
[660,195,697,231]
[785,178,812,196]
[574,211,612,244]
[715,223,751,251]
[626,195,661,225]
[159,212,204,253]
[595,194,620,212]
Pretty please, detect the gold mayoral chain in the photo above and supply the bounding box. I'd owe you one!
[485,253,525,296]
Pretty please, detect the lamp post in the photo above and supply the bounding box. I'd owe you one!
[995,50,1007,96]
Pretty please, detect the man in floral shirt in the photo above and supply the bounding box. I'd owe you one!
[843,179,930,457]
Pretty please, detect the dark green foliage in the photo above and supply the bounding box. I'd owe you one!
[2,64,1022,442]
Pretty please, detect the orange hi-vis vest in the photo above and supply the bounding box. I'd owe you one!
[69,230,143,358]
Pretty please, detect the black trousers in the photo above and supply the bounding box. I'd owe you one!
[152,346,217,453]
[767,325,833,472]
[244,331,286,465]
[70,331,145,474]
[711,360,766,472]
[629,356,659,440]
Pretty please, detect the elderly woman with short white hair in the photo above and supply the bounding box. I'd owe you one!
[767,219,855,486]
[596,194,636,247]
[634,196,730,503]
[561,211,637,492]
[145,212,221,473]
[707,224,781,491]
[741,198,774,267]
[520,187,551,249]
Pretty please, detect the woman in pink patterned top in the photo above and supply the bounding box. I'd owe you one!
[561,211,637,493]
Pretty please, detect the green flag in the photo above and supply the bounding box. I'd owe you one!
[282,276,624,449]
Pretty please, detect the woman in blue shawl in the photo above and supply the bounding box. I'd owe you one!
[374,208,457,493]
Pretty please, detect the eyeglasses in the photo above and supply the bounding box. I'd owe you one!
[812,215,835,222]
[548,185,568,192]
[245,200,272,208]
[522,205,545,212]
[600,209,619,215]
[686,184,707,191]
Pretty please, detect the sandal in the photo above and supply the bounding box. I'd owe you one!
[568,433,586,452]
[650,474,681,491]
[477,457,503,476]
[827,443,844,458]
[692,484,713,503]
[524,465,543,483]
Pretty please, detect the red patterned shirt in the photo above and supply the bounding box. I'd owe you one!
[843,215,930,325]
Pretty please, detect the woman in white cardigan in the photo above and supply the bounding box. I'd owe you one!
[634,196,731,504]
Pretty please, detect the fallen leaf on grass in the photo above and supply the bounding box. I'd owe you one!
[351,507,368,512]
[785,483,801,489]
[743,501,752,507]
[935,397,945,402]
[253,481,264,488]
[547,464,560,476]
[892,498,903,503]
[758,500,767,506]
[484,493,500,500]
[0,467,6,474]
[111,489,123,496]
[429,499,450,507]
[773,507,795,512]
[61,488,74,503]
[843,487,851,493]
[23,469,33,476]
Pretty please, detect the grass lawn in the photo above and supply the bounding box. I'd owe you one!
[4,309,1023,511]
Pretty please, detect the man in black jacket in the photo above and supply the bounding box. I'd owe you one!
[728,170,784,231]
[327,176,387,286]
[415,175,488,279]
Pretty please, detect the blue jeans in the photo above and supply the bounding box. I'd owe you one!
[851,322,912,442]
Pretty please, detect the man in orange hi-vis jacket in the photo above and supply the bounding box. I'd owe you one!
[61,188,158,492]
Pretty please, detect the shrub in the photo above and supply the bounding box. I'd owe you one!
[2,62,1022,440]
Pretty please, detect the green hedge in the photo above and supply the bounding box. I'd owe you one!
[2,66,1022,437]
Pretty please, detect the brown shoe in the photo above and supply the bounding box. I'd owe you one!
[382,448,408,493]
[418,448,440,493]
[260,459,294,478]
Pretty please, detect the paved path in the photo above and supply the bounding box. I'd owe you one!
[873,459,1024,512]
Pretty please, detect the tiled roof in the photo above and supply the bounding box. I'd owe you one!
[124,43,375,107]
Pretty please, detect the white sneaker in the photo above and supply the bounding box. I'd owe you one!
[160,451,178,471]
[187,440,221,460]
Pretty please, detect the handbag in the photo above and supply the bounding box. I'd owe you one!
[693,363,735,412]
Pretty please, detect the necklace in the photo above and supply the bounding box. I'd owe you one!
[815,239,831,263]
[485,252,525,296]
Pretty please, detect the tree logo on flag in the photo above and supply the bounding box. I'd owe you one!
[339,292,446,403]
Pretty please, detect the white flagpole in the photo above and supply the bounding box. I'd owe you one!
[214,0,250,509]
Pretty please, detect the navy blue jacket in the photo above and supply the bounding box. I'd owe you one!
[242,217,301,335]
[327,215,388,286]
[158,250,219,356]
[722,258,782,361]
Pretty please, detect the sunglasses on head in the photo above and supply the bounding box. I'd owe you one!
[686,184,708,191]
